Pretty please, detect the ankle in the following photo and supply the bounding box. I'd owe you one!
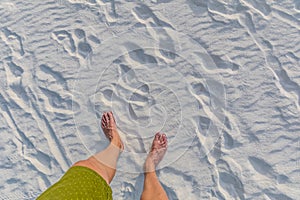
[144,158,156,172]
[110,138,123,151]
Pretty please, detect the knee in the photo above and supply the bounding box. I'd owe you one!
[72,159,89,167]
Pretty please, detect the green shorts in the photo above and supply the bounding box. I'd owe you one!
[37,166,113,200]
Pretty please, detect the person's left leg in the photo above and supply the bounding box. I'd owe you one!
[73,111,123,184]
[140,133,168,200]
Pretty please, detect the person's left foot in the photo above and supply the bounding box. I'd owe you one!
[144,132,168,172]
[101,111,124,150]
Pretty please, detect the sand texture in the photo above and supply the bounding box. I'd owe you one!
[0,0,299,199]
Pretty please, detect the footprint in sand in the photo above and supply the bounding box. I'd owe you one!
[0,28,25,58]
[52,30,76,55]
[52,28,98,59]
[77,41,92,58]
[39,64,68,90]
[222,130,242,150]
[4,57,24,78]
[34,64,80,113]
[73,28,92,58]
[131,4,177,61]
[127,49,157,64]
[216,159,245,200]
[120,182,136,200]
[74,28,86,39]
[248,156,274,176]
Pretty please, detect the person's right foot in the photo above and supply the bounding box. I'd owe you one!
[144,132,168,172]
[101,111,124,150]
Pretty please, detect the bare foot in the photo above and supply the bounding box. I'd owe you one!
[101,111,124,150]
[144,132,168,172]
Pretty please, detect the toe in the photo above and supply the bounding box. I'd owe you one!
[107,111,115,126]
[103,112,108,122]
[161,134,167,146]
[159,133,164,141]
[102,114,106,122]
[109,111,116,123]
[101,121,106,128]
[155,132,161,139]
[159,133,164,140]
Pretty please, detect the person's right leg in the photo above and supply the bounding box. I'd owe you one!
[37,111,122,199]
[140,133,168,200]
[73,111,123,184]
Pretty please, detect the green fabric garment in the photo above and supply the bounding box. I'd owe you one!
[37,166,113,200]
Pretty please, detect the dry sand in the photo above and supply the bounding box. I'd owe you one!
[0,0,299,199]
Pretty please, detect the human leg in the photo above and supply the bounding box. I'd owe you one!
[140,133,168,200]
[37,111,121,199]
[73,111,123,184]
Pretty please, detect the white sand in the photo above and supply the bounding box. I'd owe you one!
[0,0,299,199]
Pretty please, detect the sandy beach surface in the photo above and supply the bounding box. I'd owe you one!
[0,0,299,199]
